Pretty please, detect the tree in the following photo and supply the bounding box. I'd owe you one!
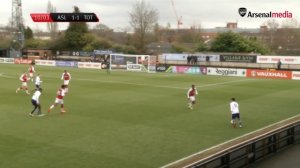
[24,26,33,39]
[177,25,203,43]
[171,42,192,53]
[0,36,12,49]
[281,19,299,28]
[211,31,269,54]
[64,6,89,50]
[47,0,58,39]
[94,23,111,32]
[264,19,279,30]
[129,0,158,52]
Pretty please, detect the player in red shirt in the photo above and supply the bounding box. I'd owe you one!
[28,65,35,82]
[16,72,30,95]
[48,85,67,113]
[61,70,71,93]
[187,84,198,110]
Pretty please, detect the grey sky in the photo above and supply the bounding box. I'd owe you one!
[0,0,299,31]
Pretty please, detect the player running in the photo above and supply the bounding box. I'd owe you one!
[30,88,45,117]
[16,72,30,95]
[61,70,71,93]
[28,64,35,82]
[48,85,67,113]
[187,84,198,110]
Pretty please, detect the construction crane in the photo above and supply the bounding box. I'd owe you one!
[170,0,182,29]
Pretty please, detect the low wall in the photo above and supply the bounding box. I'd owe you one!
[164,116,300,168]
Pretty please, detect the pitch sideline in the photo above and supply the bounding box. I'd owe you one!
[0,72,254,90]
[161,114,300,168]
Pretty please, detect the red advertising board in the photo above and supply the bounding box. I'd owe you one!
[14,58,32,64]
[246,69,292,80]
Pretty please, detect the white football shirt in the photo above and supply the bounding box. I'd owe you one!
[230,101,239,114]
[32,90,41,104]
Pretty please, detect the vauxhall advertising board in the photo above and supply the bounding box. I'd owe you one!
[246,69,292,80]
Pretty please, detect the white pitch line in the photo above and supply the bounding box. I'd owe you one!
[0,73,15,79]
[76,78,253,90]
[0,73,253,90]
[197,78,254,88]
[161,114,300,168]
[76,78,186,90]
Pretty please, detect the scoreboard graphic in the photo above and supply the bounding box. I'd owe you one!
[30,13,99,22]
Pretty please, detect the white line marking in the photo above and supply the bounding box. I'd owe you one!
[197,79,254,88]
[76,78,253,90]
[0,73,15,79]
[76,78,186,90]
[161,114,300,168]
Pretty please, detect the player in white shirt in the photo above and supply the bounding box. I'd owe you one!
[35,74,42,89]
[187,84,198,109]
[230,98,242,128]
[30,88,45,117]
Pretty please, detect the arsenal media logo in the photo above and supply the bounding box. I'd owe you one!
[239,7,247,17]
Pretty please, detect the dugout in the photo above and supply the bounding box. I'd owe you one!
[0,48,9,57]
[22,49,53,60]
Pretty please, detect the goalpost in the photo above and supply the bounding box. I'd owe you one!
[109,54,157,73]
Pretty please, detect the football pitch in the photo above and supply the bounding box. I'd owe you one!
[0,63,299,168]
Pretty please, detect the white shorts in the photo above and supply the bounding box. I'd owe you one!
[29,73,34,77]
[55,98,64,104]
[22,82,27,87]
[189,96,196,102]
[64,80,70,85]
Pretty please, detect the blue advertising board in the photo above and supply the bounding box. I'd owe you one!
[55,61,78,68]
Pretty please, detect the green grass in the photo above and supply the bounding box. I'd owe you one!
[0,63,299,168]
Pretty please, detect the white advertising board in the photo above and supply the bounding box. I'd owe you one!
[207,67,247,77]
[126,64,142,71]
[257,56,300,64]
[292,71,300,80]
[35,60,56,66]
[78,62,102,69]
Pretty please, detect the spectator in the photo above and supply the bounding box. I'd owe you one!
[187,55,191,64]
[206,56,210,62]
[277,60,282,70]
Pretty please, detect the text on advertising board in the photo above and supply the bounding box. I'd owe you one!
[246,69,292,79]
[220,55,257,63]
